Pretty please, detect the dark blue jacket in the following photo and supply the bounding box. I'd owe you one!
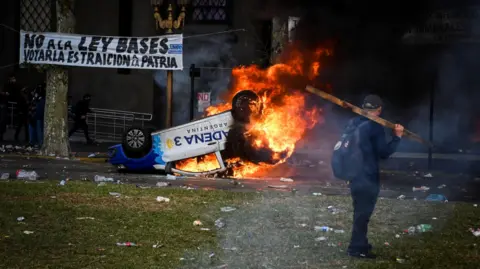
[350,116,401,183]
[34,97,45,121]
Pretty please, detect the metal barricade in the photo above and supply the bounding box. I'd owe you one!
[6,102,152,142]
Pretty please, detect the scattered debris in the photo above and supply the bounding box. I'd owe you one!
[294,245,300,248]
[97,182,107,187]
[16,170,38,180]
[88,153,97,158]
[23,231,34,235]
[109,192,121,197]
[215,218,225,229]
[94,175,114,182]
[0,173,9,180]
[425,194,448,202]
[437,184,447,189]
[156,196,170,203]
[76,217,95,220]
[396,258,406,264]
[412,186,430,192]
[200,228,210,231]
[268,185,289,189]
[17,216,25,222]
[166,174,176,180]
[405,224,432,234]
[395,234,400,238]
[469,228,480,237]
[58,178,69,186]
[136,185,151,189]
[432,217,437,220]
[315,236,327,242]
[474,204,478,207]
[312,192,322,196]
[334,229,345,233]
[397,195,406,200]
[384,242,390,246]
[209,253,215,258]
[220,206,236,212]
[193,220,203,226]
[280,177,294,182]
[156,182,170,188]
[314,226,333,232]
[327,205,341,214]
[152,243,163,248]
[116,242,139,247]
[423,173,433,178]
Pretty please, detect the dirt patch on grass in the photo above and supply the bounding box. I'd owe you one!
[181,192,473,269]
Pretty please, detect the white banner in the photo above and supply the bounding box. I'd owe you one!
[197,92,211,113]
[19,31,183,70]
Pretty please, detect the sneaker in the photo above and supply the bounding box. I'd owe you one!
[347,252,377,259]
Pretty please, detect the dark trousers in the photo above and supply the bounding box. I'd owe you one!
[68,119,92,142]
[15,113,29,142]
[348,178,380,253]
[0,105,7,140]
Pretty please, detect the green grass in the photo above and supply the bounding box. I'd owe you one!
[0,181,479,269]
[0,181,254,269]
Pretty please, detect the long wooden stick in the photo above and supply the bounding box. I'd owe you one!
[305,85,434,148]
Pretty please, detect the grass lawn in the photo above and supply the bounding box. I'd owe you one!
[0,180,479,269]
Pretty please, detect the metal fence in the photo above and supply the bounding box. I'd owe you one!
[6,102,152,142]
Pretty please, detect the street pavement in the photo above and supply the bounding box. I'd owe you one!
[0,153,479,203]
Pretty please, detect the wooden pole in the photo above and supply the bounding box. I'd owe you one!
[305,85,434,148]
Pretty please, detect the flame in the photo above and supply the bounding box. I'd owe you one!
[176,43,332,178]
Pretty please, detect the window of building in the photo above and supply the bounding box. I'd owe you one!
[191,0,231,24]
[20,0,55,32]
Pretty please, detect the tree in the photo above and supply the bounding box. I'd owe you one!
[40,0,75,157]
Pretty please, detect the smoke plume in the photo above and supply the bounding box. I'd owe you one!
[153,33,236,125]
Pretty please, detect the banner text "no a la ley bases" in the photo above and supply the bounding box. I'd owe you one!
[19,31,183,70]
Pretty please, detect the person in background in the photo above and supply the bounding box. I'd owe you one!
[12,84,30,143]
[68,94,94,144]
[0,75,16,142]
[34,86,46,146]
[27,83,43,147]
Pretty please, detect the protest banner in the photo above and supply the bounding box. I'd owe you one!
[19,31,183,70]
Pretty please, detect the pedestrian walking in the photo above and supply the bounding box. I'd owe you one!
[331,94,404,259]
[68,94,95,144]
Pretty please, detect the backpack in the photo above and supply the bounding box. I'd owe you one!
[331,120,368,181]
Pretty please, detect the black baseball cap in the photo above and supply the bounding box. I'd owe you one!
[362,94,383,110]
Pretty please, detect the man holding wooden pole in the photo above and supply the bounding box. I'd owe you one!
[340,95,404,258]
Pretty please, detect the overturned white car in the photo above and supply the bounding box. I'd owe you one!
[108,90,275,176]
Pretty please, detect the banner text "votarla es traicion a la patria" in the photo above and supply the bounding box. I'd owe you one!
[19,31,183,70]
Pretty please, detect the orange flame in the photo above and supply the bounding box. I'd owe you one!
[176,43,332,178]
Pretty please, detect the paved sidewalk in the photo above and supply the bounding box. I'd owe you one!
[0,155,478,203]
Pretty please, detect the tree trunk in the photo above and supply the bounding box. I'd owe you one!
[40,0,76,157]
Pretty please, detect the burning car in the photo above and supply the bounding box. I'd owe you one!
[108,90,266,176]
[109,44,329,178]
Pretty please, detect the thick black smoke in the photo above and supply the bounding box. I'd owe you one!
[266,0,480,155]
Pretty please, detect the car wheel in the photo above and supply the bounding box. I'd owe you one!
[122,126,153,159]
[231,90,262,123]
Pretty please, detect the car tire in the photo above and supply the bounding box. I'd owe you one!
[122,126,153,159]
[231,90,262,123]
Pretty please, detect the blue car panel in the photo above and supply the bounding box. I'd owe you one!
[108,144,158,170]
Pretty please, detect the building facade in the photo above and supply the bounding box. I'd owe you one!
[0,0,280,127]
